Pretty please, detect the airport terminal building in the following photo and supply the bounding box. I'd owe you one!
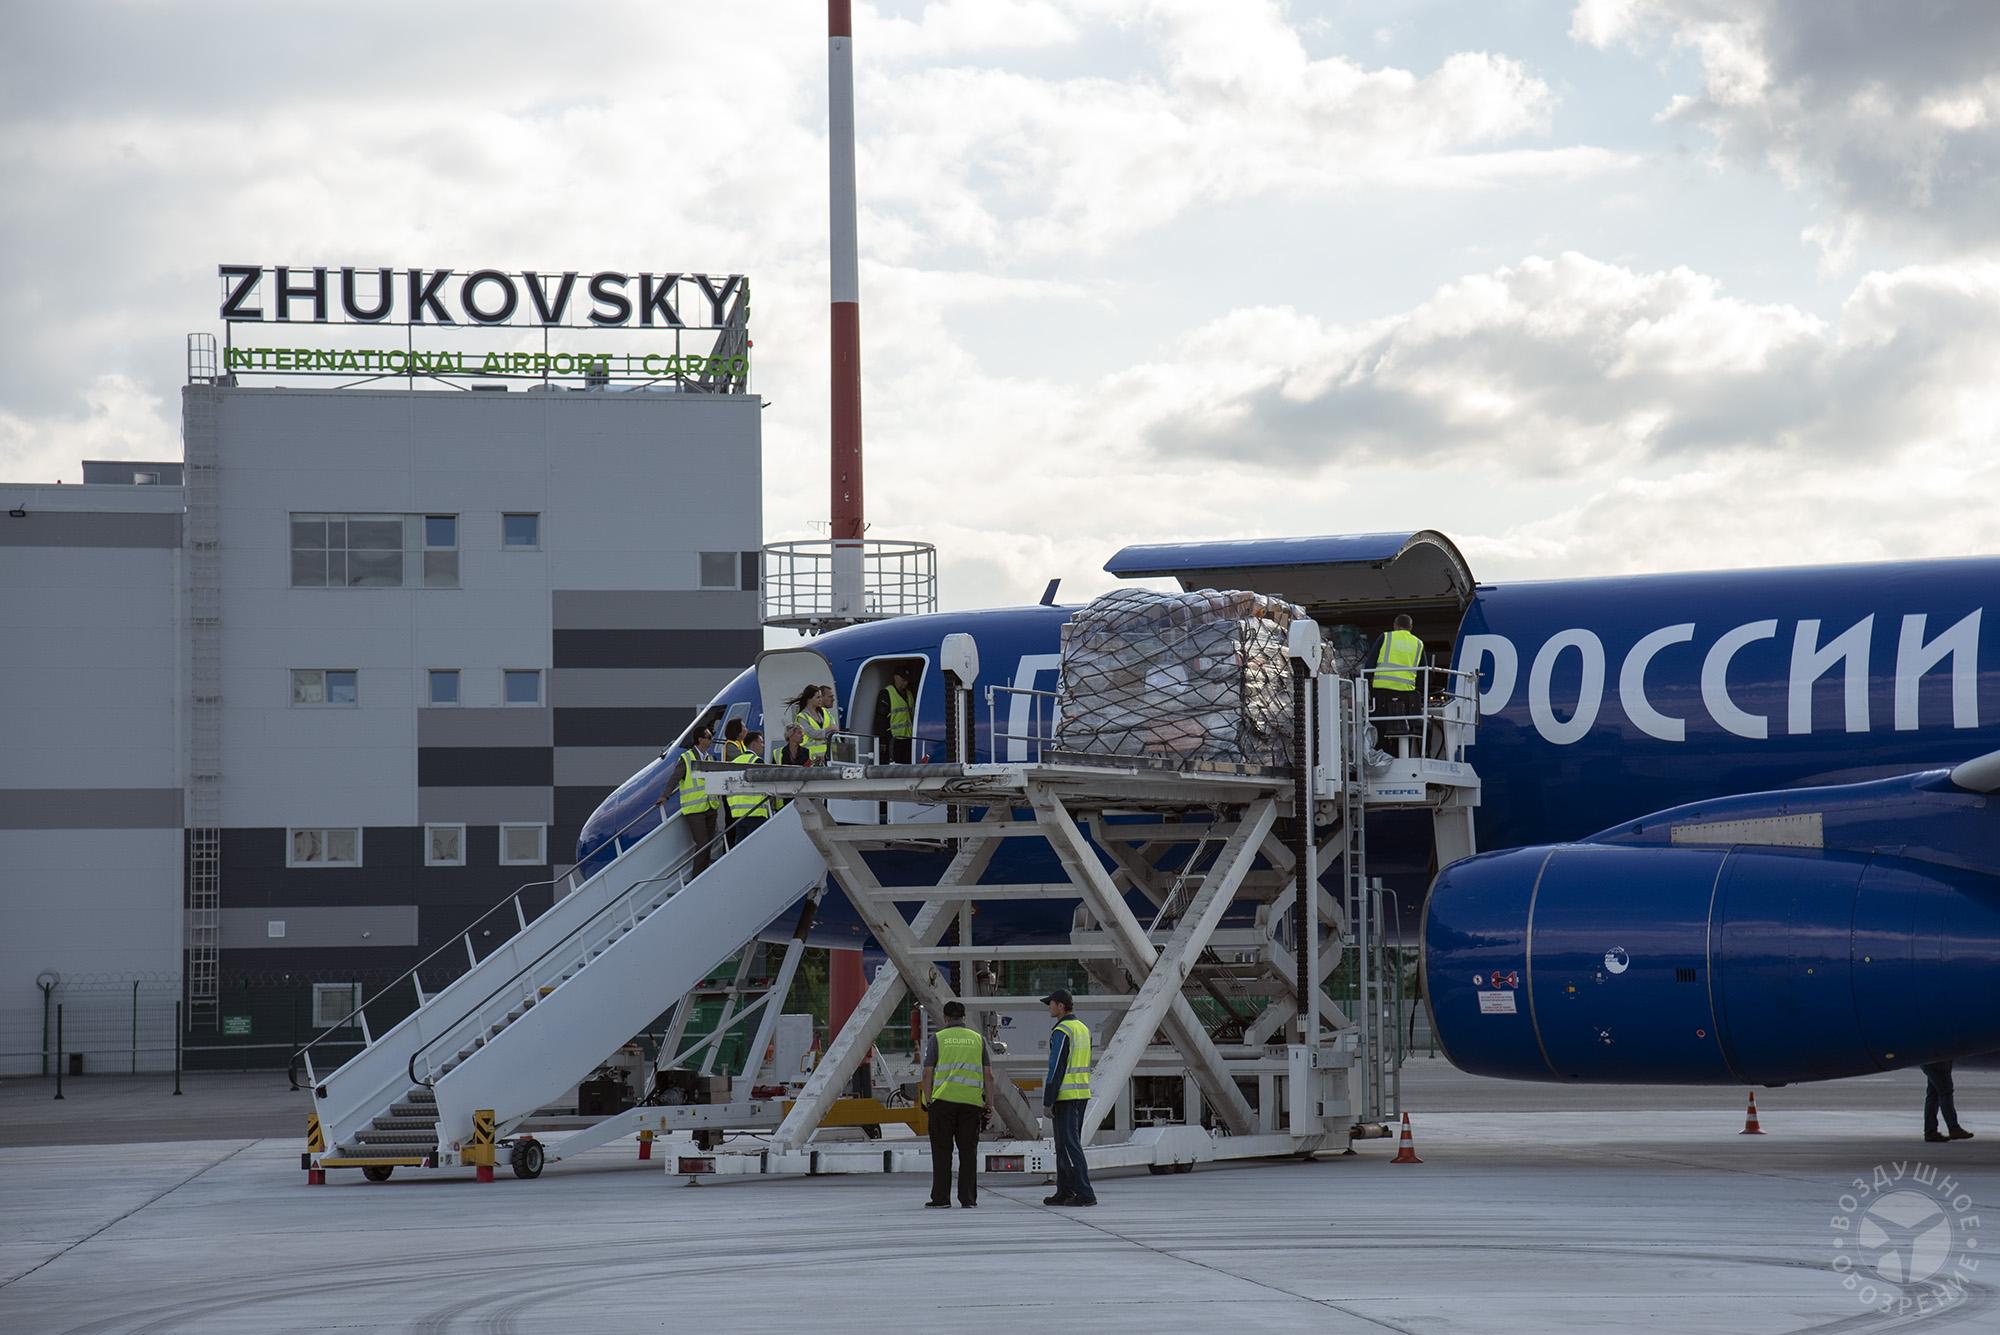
[0,270,761,1071]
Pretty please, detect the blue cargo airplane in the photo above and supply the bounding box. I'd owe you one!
[576,532,2000,1090]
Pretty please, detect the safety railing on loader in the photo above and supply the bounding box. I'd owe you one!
[1355,664,1479,763]
[288,800,668,1091]
[402,818,736,1090]
[985,683,1059,763]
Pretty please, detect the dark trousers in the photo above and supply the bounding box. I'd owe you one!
[684,809,716,877]
[1371,687,1417,741]
[1924,1061,1963,1133]
[1051,1099,1096,1203]
[928,1099,981,1206]
[727,814,766,849]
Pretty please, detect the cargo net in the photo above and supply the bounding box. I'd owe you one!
[1055,587,1304,769]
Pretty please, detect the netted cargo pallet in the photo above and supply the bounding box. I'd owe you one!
[1055,587,1304,768]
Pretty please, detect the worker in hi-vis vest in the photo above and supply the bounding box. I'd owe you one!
[1042,989,1097,1206]
[794,684,837,763]
[884,666,916,763]
[920,998,994,1208]
[725,729,772,848]
[1371,613,1427,746]
[655,723,718,878]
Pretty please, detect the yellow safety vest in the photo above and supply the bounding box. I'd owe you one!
[675,747,714,814]
[727,751,772,818]
[798,706,834,760]
[886,685,914,740]
[1374,629,1424,692]
[930,1026,985,1107]
[1055,1017,1091,1102]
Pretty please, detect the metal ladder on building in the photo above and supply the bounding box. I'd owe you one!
[182,387,223,1029]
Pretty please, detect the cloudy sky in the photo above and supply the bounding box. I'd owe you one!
[4,0,1997,609]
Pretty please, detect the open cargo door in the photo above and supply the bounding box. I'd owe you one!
[1103,531,1476,619]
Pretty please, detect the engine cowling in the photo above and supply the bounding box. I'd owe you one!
[1422,843,2000,1085]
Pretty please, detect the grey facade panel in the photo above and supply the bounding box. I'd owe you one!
[553,707,690,749]
[0,511,181,548]
[553,628,761,670]
[81,461,185,486]
[416,786,556,825]
[417,747,553,787]
[553,747,666,789]
[0,787,182,830]
[556,785,618,830]
[552,589,758,631]
[549,667,736,708]
[416,707,554,748]
[221,905,419,950]
[219,826,421,906]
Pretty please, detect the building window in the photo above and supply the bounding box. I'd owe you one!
[502,669,542,706]
[502,513,541,549]
[291,513,458,589]
[699,551,737,589]
[291,668,358,706]
[500,824,546,866]
[425,824,466,867]
[133,470,161,485]
[312,983,361,1029]
[424,515,460,587]
[428,669,461,706]
[288,827,362,867]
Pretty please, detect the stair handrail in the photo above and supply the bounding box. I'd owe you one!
[402,817,737,1090]
[290,799,668,1089]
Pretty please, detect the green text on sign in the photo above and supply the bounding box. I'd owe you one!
[222,1015,252,1036]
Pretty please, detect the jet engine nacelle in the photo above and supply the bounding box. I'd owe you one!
[1422,843,2000,1086]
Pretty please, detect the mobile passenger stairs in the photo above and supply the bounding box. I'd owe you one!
[296,797,843,1182]
[692,622,1480,1180]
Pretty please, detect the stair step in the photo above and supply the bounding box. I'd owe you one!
[370,1116,437,1131]
[356,1129,439,1145]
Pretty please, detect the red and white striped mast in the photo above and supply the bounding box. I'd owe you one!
[827,0,866,622]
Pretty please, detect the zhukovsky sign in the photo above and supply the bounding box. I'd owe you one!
[219,265,746,330]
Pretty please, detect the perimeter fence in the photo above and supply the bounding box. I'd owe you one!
[3,950,1441,1085]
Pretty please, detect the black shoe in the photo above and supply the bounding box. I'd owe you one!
[1043,1193,1074,1205]
[1925,1131,1948,1143]
[1069,1197,1097,1207]
[960,1201,977,1209]
[1950,1127,1976,1140]
[924,1201,951,1208]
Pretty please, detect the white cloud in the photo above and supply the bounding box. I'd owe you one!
[870,0,1081,61]
[861,1,1616,260]
[923,252,2000,595]
[0,374,177,486]
[1572,0,2000,257]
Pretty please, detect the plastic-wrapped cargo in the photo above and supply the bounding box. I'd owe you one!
[1055,587,1305,768]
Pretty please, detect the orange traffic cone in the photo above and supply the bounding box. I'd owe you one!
[1740,1091,1765,1135]
[1391,1111,1423,1163]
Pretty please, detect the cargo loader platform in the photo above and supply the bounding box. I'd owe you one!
[694,640,1482,1180]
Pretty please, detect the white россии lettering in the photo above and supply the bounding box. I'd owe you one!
[1460,611,1982,745]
